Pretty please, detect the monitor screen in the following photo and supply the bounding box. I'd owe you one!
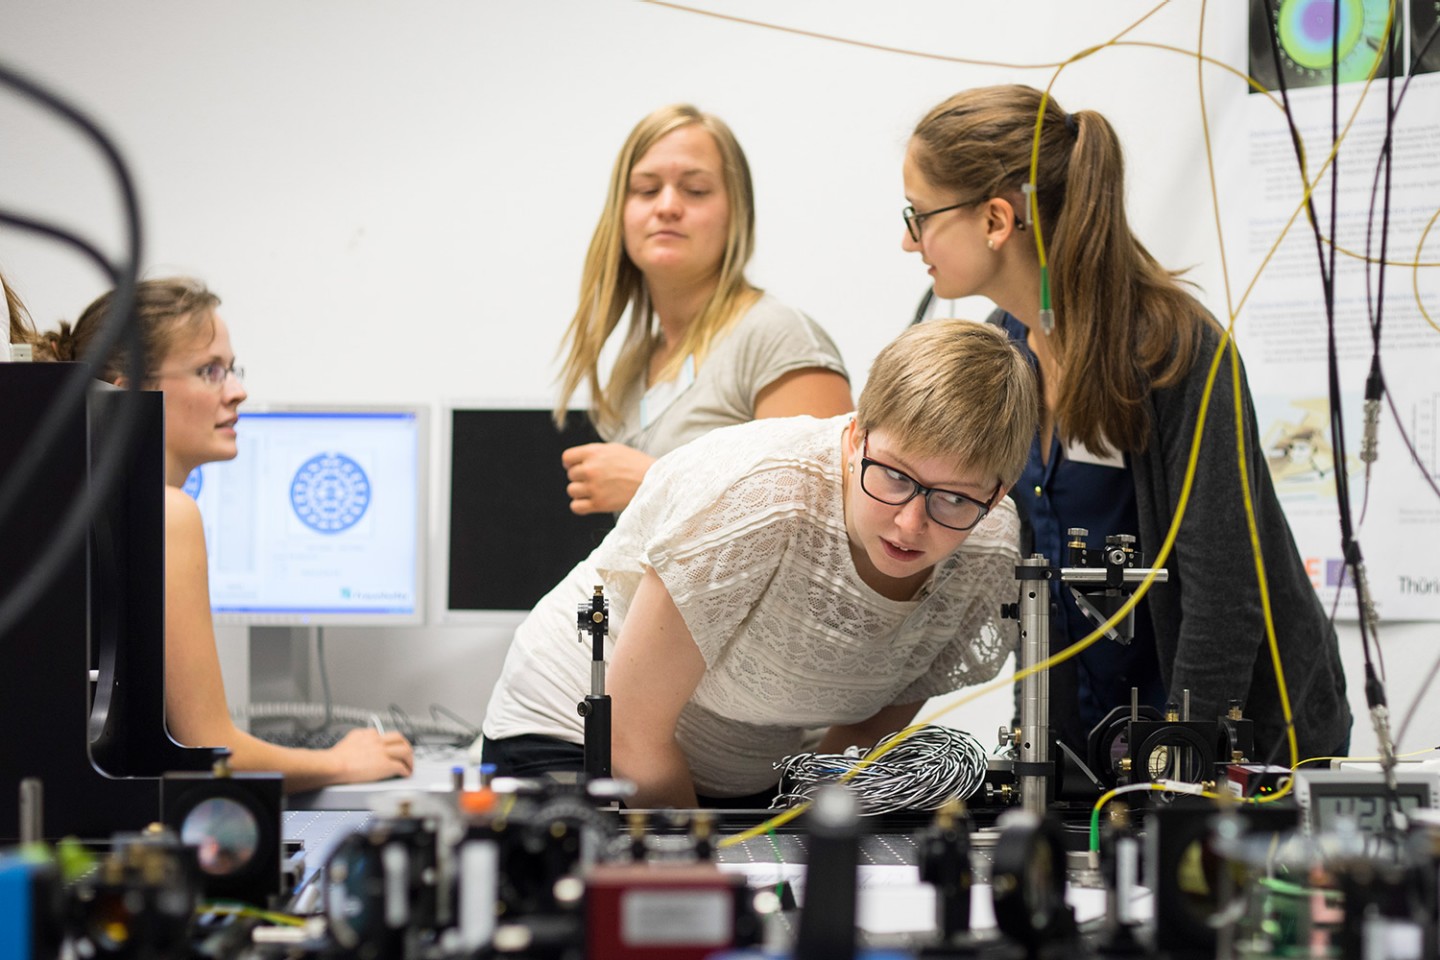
[441,407,615,623]
[189,406,428,626]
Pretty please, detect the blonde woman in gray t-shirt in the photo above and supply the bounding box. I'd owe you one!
[554,104,853,515]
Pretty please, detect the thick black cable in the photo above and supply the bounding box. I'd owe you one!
[0,59,145,640]
[1369,17,1398,347]
[1226,10,1440,791]
[1362,15,1440,340]
[1355,9,1402,526]
[0,210,117,283]
[1261,1,1334,295]
[1358,14,1440,512]
[0,213,136,539]
[1247,3,1404,784]
[0,61,142,526]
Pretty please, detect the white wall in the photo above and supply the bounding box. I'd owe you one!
[2,1,1433,760]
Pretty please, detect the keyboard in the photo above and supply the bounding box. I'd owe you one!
[254,726,353,750]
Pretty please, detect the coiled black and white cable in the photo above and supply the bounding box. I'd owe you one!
[771,725,989,815]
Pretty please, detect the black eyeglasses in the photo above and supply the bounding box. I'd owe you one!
[859,435,999,531]
[902,200,971,242]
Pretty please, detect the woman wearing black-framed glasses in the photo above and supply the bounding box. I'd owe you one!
[481,320,1038,808]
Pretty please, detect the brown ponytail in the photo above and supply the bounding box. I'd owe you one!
[913,85,1209,455]
[35,277,220,382]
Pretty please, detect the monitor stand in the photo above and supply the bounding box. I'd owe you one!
[249,626,324,705]
[0,365,217,841]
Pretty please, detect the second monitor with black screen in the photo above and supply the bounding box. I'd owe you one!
[444,407,616,622]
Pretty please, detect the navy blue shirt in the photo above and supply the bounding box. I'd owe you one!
[998,314,1166,746]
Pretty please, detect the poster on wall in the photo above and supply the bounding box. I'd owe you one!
[1239,0,1440,621]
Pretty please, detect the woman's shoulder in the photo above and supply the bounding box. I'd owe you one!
[662,411,844,459]
[728,293,835,344]
[1153,309,1234,399]
[163,485,209,567]
[164,484,203,526]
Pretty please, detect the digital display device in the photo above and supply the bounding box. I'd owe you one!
[440,406,615,624]
[189,407,427,625]
[1294,769,1439,834]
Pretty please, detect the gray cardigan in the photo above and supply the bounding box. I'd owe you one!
[995,311,1352,762]
[1129,323,1351,760]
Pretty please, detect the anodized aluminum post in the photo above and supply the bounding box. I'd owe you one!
[1017,554,1053,816]
[576,586,611,780]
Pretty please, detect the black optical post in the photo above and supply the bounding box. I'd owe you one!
[576,585,611,780]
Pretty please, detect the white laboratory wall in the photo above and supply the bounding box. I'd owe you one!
[1,1,1432,759]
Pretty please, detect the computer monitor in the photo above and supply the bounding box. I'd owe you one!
[439,405,616,624]
[189,405,428,626]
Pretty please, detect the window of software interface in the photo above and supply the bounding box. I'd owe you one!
[188,410,422,620]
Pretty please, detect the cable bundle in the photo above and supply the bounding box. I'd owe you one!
[771,724,989,815]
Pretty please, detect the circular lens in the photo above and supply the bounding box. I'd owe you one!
[181,797,260,876]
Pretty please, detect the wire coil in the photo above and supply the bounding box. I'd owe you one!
[771,724,989,815]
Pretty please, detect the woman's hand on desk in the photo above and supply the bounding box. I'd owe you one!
[562,442,656,515]
[328,729,415,783]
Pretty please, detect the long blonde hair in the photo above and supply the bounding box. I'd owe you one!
[554,104,760,433]
[912,85,1209,455]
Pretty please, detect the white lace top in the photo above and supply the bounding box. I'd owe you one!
[482,415,1020,797]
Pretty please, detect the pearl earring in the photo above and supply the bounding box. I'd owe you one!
[848,463,855,475]
[987,239,996,251]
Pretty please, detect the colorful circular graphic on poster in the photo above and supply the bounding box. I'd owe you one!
[290,453,370,533]
[182,466,203,499]
[1276,0,1391,83]
[1248,0,1398,91]
[1278,0,1365,70]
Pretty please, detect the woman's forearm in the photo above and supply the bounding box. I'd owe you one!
[616,737,699,808]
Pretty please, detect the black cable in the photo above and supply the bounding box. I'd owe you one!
[1246,4,1408,787]
[1358,13,1440,516]
[1356,7,1401,525]
[0,209,132,532]
[0,210,117,282]
[0,59,147,641]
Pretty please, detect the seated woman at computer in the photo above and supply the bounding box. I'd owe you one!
[38,278,414,792]
[555,104,854,515]
[483,320,1037,808]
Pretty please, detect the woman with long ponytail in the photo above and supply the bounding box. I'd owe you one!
[902,84,1349,763]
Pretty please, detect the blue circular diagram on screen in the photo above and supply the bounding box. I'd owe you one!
[290,453,370,533]
[182,466,203,499]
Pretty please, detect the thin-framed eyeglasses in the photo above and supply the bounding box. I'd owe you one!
[902,200,972,243]
[859,435,999,531]
[155,361,246,388]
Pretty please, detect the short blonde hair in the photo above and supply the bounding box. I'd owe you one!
[856,320,1038,487]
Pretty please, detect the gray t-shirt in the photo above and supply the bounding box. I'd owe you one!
[606,293,848,457]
